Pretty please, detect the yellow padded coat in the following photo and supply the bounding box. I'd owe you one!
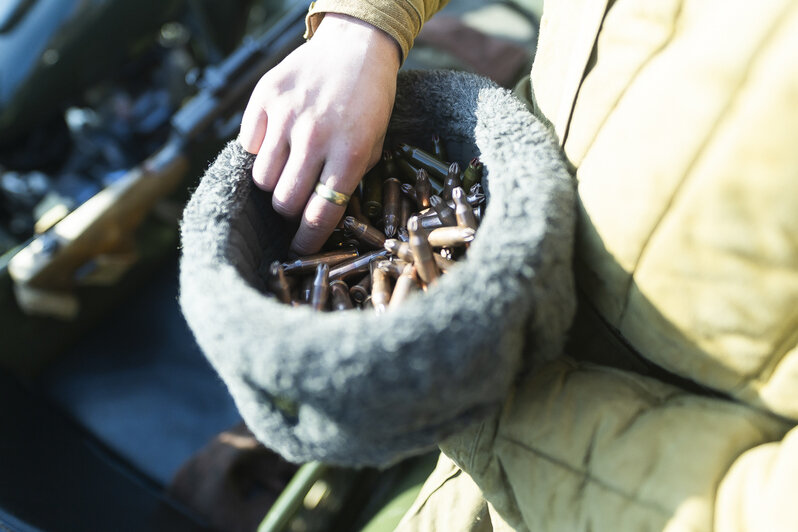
[308,0,798,530]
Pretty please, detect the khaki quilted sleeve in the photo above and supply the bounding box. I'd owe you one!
[304,0,450,62]
[439,358,791,532]
[716,426,798,532]
[533,0,798,420]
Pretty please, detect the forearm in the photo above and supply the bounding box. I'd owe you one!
[305,0,451,62]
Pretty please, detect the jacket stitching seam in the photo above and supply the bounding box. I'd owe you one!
[618,2,798,324]
[572,0,683,163]
[498,434,674,518]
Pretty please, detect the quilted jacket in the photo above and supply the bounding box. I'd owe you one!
[306,1,798,530]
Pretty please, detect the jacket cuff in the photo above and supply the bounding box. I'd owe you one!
[304,0,421,63]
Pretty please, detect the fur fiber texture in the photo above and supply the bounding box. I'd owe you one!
[179,70,576,466]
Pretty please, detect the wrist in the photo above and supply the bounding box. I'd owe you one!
[314,13,401,69]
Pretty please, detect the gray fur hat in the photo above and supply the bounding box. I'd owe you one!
[179,70,576,467]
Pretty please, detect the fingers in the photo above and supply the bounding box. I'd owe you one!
[239,96,268,154]
[271,145,325,219]
[290,158,363,254]
[252,125,288,191]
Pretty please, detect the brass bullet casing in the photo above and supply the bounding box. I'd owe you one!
[349,273,372,304]
[418,204,483,230]
[407,215,439,285]
[329,279,354,311]
[329,249,389,280]
[418,210,445,231]
[431,133,448,162]
[376,258,408,278]
[452,187,478,230]
[362,165,384,221]
[462,157,484,192]
[400,182,420,210]
[398,196,413,242]
[383,177,401,238]
[383,150,400,180]
[441,162,462,201]
[414,169,432,209]
[310,263,330,311]
[343,216,386,249]
[467,184,486,207]
[300,275,314,303]
[389,264,420,310]
[393,152,422,184]
[267,260,292,304]
[427,226,476,248]
[281,247,359,274]
[429,195,457,227]
[397,143,448,184]
[384,238,414,263]
[371,263,392,314]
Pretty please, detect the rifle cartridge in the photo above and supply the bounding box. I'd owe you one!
[371,264,392,314]
[376,259,408,278]
[383,150,400,180]
[343,216,386,249]
[393,152,421,184]
[389,264,420,309]
[431,134,448,162]
[396,143,448,184]
[462,157,484,192]
[362,166,384,221]
[384,239,414,263]
[452,187,478,230]
[429,195,457,226]
[407,216,439,285]
[382,177,401,238]
[427,226,476,248]
[349,273,372,304]
[310,263,330,311]
[400,183,421,210]
[300,276,314,303]
[281,247,359,274]
[397,198,412,241]
[329,249,389,280]
[329,280,354,311]
[418,211,445,231]
[361,295,374,309]
[441,162,462,201]
[267,260,292,304]
[414,169,432,209]
[467,188,486,208]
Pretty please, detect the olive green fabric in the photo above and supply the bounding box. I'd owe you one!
[305,0,450,63]
[401,358,791,532]
[552,0,798,421]
[309,0,798,530]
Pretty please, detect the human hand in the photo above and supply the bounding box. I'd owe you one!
[239,13,401,254]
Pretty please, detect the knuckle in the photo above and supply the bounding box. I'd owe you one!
[272,196,302,219]
[302,215,327,233]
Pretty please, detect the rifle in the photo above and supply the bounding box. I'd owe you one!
[8,2,308,319]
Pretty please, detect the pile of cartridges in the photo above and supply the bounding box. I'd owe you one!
[265,136,486,313]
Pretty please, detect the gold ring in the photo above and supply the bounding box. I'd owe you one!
[314,181,350,206]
